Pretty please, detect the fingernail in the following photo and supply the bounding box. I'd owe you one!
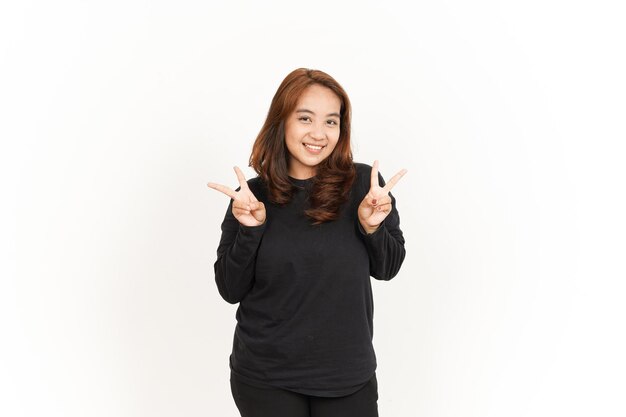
[372,199,377,205]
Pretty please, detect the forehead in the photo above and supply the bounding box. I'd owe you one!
[295,84,341,112]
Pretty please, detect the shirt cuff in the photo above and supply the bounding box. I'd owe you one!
[357,219,386,237]
[238,221,267,236]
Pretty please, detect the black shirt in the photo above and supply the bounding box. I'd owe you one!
[213,162,406,397]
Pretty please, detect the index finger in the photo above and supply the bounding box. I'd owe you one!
[382,168,408,193]
[207,182,238,199]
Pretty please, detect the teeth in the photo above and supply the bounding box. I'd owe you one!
[304,144,323,150]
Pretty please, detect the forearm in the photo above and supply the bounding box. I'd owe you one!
[214,222,266,303]
[357,219,406,280]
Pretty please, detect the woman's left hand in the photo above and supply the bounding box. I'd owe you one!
[358,160,407,234]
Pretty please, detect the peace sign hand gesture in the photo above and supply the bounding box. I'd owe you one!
[207,166,266,227]
[358,160,407,234]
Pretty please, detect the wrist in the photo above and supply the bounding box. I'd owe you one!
[361,222,380,235]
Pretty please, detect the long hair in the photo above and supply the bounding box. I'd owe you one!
[249,68,356,225]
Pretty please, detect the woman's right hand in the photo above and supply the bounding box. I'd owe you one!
[207,166,266,227]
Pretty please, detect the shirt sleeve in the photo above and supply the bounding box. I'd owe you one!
[213,191,266,304]
[356,170,407,280]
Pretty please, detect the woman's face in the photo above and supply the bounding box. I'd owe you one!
[284,84,342,179]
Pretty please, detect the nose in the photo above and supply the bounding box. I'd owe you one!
[309,124,326,141]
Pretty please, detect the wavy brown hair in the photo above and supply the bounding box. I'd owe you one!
[249,68,356,224]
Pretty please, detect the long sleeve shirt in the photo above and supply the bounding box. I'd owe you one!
[213,162,406,397]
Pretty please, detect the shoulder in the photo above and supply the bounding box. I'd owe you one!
[246,175,268,199]
[233,175,265,195]
[247,176,263,188]
[235,176,265,191]
[352,161,389,189]
[354,161,372,171]
[351,162,374,198]
[353,161,377,186]
[353,161,373,179]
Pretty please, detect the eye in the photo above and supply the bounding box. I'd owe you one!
[327,120,338,126]
[298,116,311,122]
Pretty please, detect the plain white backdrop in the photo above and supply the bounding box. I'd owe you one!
[2,1,625,416]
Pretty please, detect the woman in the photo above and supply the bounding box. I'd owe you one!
[207,68,407,417]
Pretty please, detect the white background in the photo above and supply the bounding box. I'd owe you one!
[2,1,625,416]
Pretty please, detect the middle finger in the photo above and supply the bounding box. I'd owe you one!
[382,168,408,193]
[234,166,250,191]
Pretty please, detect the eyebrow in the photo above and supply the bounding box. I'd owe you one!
[295,108,341,119]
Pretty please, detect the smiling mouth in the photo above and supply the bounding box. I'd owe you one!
[303,143,325,151]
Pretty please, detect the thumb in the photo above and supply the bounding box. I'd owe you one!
[251,201,266,221]
[250,201,265,211]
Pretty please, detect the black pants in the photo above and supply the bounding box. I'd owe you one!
[230,372,379,417]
